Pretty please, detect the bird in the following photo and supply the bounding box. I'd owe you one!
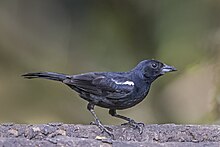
[22,59,176,137]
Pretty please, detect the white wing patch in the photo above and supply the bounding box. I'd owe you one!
[112,79,134,86]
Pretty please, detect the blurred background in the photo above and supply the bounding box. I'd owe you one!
[0,0,220,125]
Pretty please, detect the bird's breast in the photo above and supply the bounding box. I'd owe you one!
[114,84,150,109]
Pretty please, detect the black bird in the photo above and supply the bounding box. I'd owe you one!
[22,59,176,136]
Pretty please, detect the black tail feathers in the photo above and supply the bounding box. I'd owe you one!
[22,72,68,82]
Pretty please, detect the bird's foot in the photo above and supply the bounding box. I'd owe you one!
[121,119,144,134]
[90,121,114,138]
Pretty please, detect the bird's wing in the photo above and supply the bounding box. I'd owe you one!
[63,72,134,99]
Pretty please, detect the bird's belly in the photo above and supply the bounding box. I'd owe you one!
[116,90,149,109]
[95,97,145,109]
[92,90,149,110]
[78,86,150,110]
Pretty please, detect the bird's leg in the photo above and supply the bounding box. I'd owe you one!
[87,103,113,137]
[109,109,144,134]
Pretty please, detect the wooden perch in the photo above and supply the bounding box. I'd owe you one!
[0,123,220,146]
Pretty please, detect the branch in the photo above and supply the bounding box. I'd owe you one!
[0,123,220,146]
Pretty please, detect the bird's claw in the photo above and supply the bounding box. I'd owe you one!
[90,121,114,138]
[90,121,97,125]
[121,120,144,134]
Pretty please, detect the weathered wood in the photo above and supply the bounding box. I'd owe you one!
[0,123,220,146]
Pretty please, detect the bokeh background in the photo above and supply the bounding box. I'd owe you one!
[0,0,220,125]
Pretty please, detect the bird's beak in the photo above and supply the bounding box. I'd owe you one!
[161,64,177,74]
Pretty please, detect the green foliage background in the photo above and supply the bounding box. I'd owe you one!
[0,0,220,125]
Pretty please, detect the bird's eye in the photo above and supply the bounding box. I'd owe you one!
[151,63,158,69]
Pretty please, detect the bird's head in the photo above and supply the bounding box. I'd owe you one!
[133,59,177,82]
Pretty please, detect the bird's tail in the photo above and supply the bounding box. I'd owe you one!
[22,72,69,82]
